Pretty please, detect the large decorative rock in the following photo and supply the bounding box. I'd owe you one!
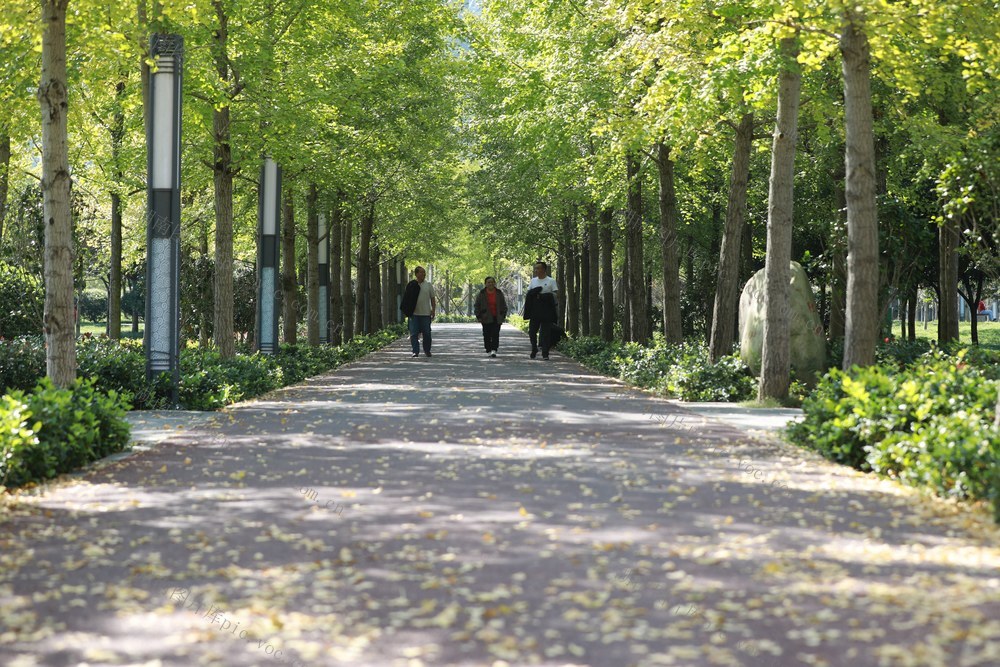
[739,261,826,383]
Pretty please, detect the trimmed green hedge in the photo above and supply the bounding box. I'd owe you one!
[1,325,406,411]
[435,314,478,323]
[1,378,131,488]
[551,334,757,402]
[1,326,405,488]
[789,349,1000,520]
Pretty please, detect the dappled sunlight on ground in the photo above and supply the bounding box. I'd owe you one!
[2,324,999,666]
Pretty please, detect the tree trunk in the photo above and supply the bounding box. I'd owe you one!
[587,207,600,336]
[557,228,568,328]
[306,183,319,345]
[211,0,236,358]
[109,191,122,338]
[341,205,354,341]
[329,200,343,345]
[625,153,647,343]
[938,217,960,344]
[581,230,591,337]
[212,105,235,356]
[758,36,801,400]
[600,208,615,341]
[198,216,210,346]
[969,296,978,345]
[657,142,684,345]
[108,78,127,340]
[355,201,373,335]
[959,274,984,346]
[907,286,917,341]
[564,216,579,335]
[622,255,631,338]
[574,243,583,336]
[841,9,880,370]
[684,237,695,337]
[828,164,848,342]
[381,255,390,326]
[369,238,382,332]
[709,114,753,360]
[646,271,654,338]
[38,0,76,387]
[0,130,10,244]
[600,208,614,341]
[281,185,297,344]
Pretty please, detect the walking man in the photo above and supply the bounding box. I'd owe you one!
[400,266,436,357]
[525,261,558,360]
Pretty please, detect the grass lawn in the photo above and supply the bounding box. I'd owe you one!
[890,319,1000,351]
[79,321,143,339]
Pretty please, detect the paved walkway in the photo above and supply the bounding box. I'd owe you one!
[2,323,999,667]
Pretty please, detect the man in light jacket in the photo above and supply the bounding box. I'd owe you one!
[400,266,436,357]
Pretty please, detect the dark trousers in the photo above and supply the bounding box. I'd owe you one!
[529,318,552,355]
[408,315,432,353]
[481,322,500,352]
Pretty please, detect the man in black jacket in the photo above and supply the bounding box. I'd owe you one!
[400,266,436,357]
[524,261,558,359]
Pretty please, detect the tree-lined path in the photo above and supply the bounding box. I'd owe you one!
[2,325,999,666]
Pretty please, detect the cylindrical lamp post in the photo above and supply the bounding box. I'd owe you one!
[145,34,183,404]
[318,214,330,344]
[256,157,281,353]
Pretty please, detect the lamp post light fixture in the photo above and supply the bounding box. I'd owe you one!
[256,157,281,354]
[318,214,330,344]
[145,34,183,405]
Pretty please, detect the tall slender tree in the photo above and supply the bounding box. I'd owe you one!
[306,182,320,345]
[710,112,754,361]
[281,185,297,344]
[759,35,802,400]
[38,0,76,387]
[656,142,683,344]
[841,8,880,369]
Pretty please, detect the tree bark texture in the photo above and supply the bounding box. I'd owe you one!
[587,207,600,336]
[341,205,354,341]
[281,186,297,344]
[709,115,752,360]
[625,154,647,343]
[759,36,801,400]
[107,77,127,339]
[381,258,391,327]
[657,142,684,345]
[329,200,343,344]
[600,208,614,341]
[306,183,319,346]
[0,130,10,244]
[39,0,76,387]
[355,201,373,335]
[907,286,917,341]
[581,230,591,337]
[557,226,568,327]
[565,216,580,336]
[841,10,881,369]
[369,238,382,332]
[211,0,236,357]
[938,217,960,344]
[828,163,848,341]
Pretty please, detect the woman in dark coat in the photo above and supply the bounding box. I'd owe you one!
[473,277,508,357]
